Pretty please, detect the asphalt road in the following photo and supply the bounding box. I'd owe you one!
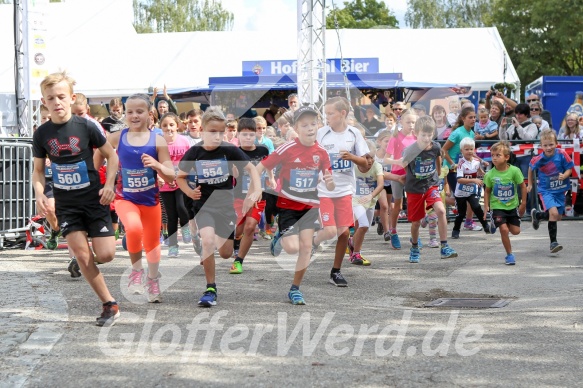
[1,219,583,387]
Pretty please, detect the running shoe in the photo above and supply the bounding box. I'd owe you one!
[383,231,391,242]
[192,234,202,255]
[288,289,306,305]
[271,232,282,257]
[229,261,243,274]
[259,230,272,240]
[182,227,192,244]
[390,233,401,250]
[145,276,162,303]
[409,237,423,250]
[398,211,407,219]
[128,269,145,295]
[550,242,563,253]
[329,271,348,287]
[531,209,541,231]
[67,257,81,278]
[46,229,60,250]
[96,302,120,327]
[350,252,371,266]
[488,212,497,234]
[162,234,169,246]
[347,236,354,256]
[463,220,482,231]
[409,246,420,263]
[168,245,179,258]
[451,230,460,239]
[198,287,217,307]
[376,219,384,235]
[505,253,516,265]
[420,215,429,228]
[440,245,458,259]
[428,238,439,248]
[114,228,120,241]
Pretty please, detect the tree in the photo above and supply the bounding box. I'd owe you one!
[326,0,399,29]
[491,0,583,86]
[405,0,492,28]
[133,0,233,33]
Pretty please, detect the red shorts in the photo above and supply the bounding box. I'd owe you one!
[319,196,354,227]
[234,198,266,225]
[406,187,442,222]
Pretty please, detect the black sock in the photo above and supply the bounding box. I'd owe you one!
[103,301,117,306]
[331,267,340,274]
[233,238,241,251]
[541,211,550,221]
[548,221,557,243]
[206,283,217,291]
[290,284,299,291]
[235,256,243,264]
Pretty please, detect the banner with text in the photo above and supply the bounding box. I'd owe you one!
[24,0,49,100]
[243,58,379,76]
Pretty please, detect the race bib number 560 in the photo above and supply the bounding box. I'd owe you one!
[52,161,90,190]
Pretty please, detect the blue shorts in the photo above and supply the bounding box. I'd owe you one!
[539,191,566,215]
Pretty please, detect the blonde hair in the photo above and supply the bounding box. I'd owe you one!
[254,116,267,127]
[201,106,226,128]
[393,109,417,138]
[40,70,76,95]
[376,130,392,143]
[266,126,277,137]
[325,96,351,115]
[490,140,511,157]
[539,129,558,144]
[73,92,88,106]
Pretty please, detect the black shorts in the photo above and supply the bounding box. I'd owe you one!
[194,205,236,240]
[184,193,195,220]
[278,208,321,236]
[110,209,119,224]
[56,201,114,238]
[492,208,521,228]
[43,181,54,199]
[384,185,392,195]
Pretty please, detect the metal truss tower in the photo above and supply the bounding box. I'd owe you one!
[14,0,29,137]
[297,0,326,117]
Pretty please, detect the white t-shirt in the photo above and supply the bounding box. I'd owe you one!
[316,125,370,198]
[454,158,482,198]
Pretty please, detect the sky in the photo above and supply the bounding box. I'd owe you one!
[220,0,409,32]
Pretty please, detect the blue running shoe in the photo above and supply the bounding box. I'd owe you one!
[390,233,401,250]
[505,253,515,265]
[288,289,306,305]
[182,226,192,244]
[198,287,217,307]
[409,246,420,263]
[440,245,458,259]
[271,231,282,257]
[409,237,422,250]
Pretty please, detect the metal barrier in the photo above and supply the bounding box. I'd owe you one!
[1,140,35,231]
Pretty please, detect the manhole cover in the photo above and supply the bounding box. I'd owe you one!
[424,298,510,308]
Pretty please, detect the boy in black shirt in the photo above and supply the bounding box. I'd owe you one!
[32,71,120,327]
[177,109,262,307]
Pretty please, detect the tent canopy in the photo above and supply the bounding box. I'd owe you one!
[0,0,519,99]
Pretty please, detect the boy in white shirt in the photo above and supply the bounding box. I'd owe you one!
[312,97,370,287]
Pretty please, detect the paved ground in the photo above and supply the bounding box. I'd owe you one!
[1,219,583,387]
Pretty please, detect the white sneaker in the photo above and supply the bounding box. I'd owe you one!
[128,269,144,295]
[463,221,483,231]
[145,276,162,303]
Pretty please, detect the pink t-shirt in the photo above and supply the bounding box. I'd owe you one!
[386,132,417,175]
[159,135,191,192]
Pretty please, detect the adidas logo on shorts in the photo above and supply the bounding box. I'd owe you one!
[100,226,109,233]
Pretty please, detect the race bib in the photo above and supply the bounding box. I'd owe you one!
[493,182,515,203]
[438,178,444,193]
[52,161,90,190]
[195,159,229,184]
[547,175,568,192]
[242,172,266,194]
[290,169,318,192]
[356,177,377,196]
[457,183,476,195]
[45,165,53,179]
[414,158,436,179]
[330,153,352,172]
[122,168,155,193]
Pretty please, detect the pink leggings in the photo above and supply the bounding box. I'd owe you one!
[115,199,161,264]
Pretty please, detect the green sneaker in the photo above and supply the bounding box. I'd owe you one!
[46,229,60,250]
[229,261,243,274]
[114,228,120,240]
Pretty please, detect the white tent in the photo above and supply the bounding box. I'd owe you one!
[0,0,519,99]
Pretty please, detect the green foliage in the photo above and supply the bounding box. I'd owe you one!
[133,0,233,33]
[405,0,493,28]
[492,0,583,85]
[326,0,399,29]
